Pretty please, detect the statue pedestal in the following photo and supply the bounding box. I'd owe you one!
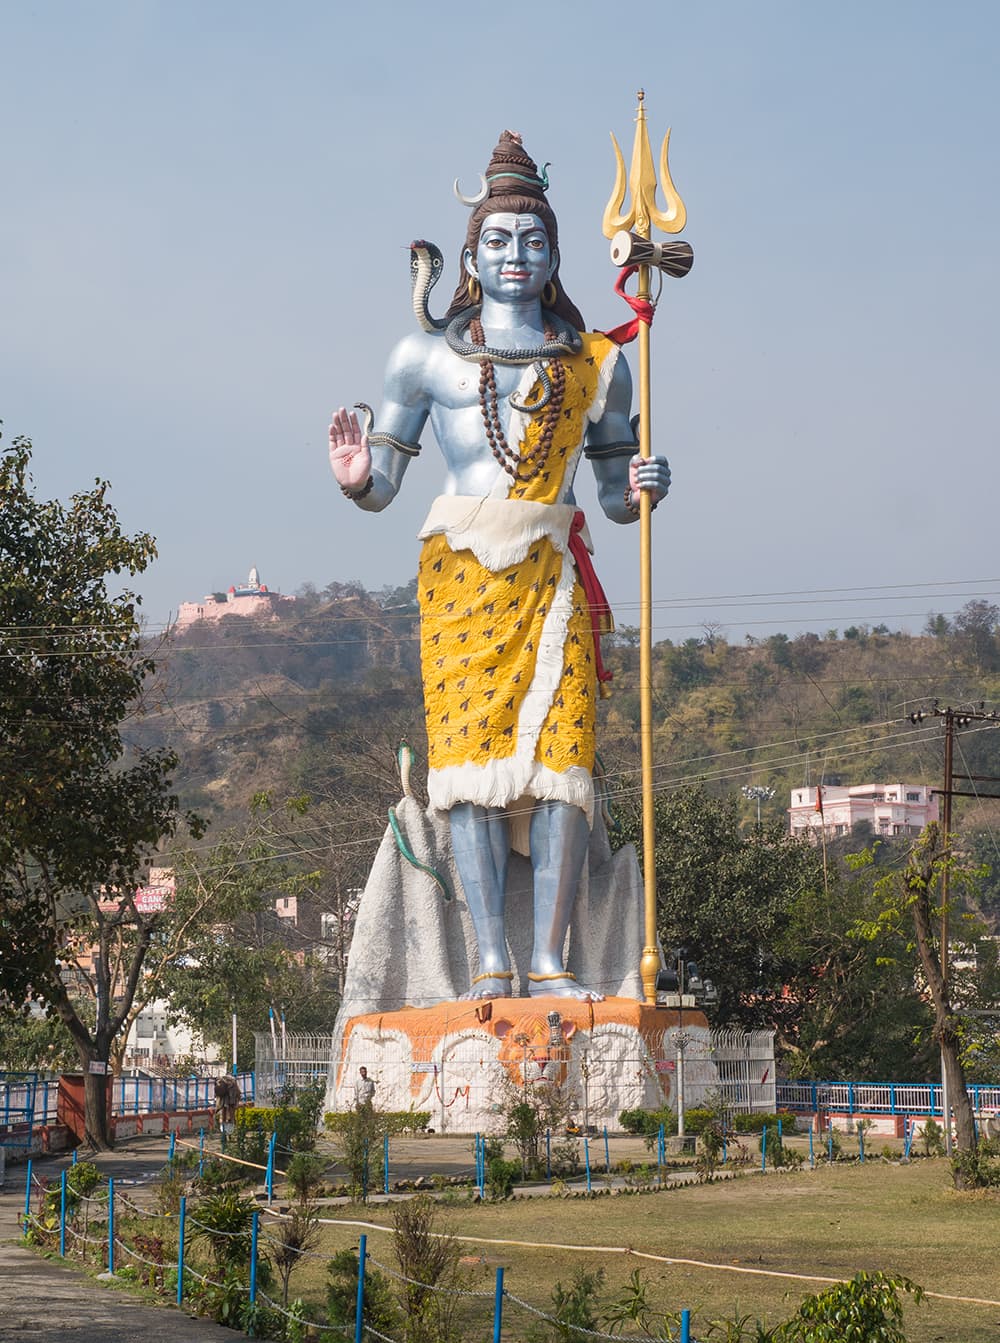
[332,996,713,1133]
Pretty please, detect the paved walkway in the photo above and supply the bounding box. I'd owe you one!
[0,1137,241,1341]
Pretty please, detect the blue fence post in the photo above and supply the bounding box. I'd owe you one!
[722,1127,727,1165]
[680,1307,691,1343]
[176,1195,186,1305]
[266,1131,276,1204]
[903,1117,914,1161]
[603,1125,610,1174]
[23,1159,33,1236]
[248,1210,259,1334]
[584,1138,592,1193]
[546,1128,551,1180]
[198,1127,205,1179]
[107,1177,115,1273]
[59,1168,67,1257]
[354,1234,367,1343]
[810,1081,817,1117]
[890,1084,897,1115]
[658,1122,665,1169]
[858,1124,865,1163]
[493,1265,505,1343]
[384,1131,390,1195]
[828,1120,834,1163]
[761,1125,767,1172]
[168,1131,176,1164]
[848,1082,855,1119]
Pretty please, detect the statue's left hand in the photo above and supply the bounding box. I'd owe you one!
[629,454,671,506]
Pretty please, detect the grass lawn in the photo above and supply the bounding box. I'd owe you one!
[268,1158,1000,1341]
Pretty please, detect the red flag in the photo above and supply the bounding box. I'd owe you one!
[814,786,824,815]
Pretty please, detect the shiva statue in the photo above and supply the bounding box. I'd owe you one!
[328,131,670,1002]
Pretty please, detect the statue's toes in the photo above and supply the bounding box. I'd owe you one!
[463,976,513,1000]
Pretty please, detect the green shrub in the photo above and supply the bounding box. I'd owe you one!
[951,1139,1000,1189]
[775,1270,922,1341]
[730,1111,797,1135]
[618,1106,676,1138]
[323,1109,431,1136]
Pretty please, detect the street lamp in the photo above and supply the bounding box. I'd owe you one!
[655,949,719,1139]
[742,784,775,825]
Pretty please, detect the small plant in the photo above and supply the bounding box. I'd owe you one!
[920,1117,945,1157]
[526,1266,606,1342]
[327,1247,404,1337]
[285,1151,327,1204]
[131,1232,168,1289]
[268,1206,321,1307]
[392,1195,467,1343]
[188,1190,256,1273]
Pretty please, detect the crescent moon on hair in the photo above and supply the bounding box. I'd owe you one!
[453,173,488,206]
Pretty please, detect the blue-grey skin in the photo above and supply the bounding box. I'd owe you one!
[329,213,670,1001]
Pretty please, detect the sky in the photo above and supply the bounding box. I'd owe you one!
[2,0,998,643]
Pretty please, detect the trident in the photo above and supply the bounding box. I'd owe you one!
[603,91,694,1004]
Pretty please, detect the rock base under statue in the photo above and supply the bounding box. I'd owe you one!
[331,995,715,1133]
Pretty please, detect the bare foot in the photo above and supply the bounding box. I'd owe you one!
[528,975,604,1001]
[463,974,514,1000]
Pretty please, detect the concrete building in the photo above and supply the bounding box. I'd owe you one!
[789,783,938,841]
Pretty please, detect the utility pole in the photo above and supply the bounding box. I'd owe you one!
[909,701,1000,1153]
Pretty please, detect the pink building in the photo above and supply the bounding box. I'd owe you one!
[174,566,295,629]
[789,783,938,841]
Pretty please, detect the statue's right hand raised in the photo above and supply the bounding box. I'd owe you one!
[328,407,372,491]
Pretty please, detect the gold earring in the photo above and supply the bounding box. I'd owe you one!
[467,276,481,304]
[542,281,557,307]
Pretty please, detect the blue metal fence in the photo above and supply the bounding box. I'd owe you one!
[0,1071,255,1142]
[776,1080,1000,1118]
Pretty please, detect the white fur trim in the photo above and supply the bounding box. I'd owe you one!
[419,496,580,570]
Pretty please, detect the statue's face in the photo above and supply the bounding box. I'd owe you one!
[466,212,555,303]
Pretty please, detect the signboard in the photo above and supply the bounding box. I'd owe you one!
[134,883,173,914]
[88,1061,108,1075]
[654,1060,675,1073]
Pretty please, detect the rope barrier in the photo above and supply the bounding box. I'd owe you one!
[254,1289,351,1334]
[504,1287,665,1342]
[364,1251,494,1298]
[172,1135,286,1177]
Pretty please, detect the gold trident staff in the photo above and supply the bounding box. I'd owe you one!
[603,91,693,1004]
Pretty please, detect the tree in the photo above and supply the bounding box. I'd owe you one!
[158,800,341,1066]
[616,785,826,1028]
[0,432,201,1146]
[853,825,979,1168]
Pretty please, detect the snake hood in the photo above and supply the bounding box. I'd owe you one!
[409,239,447,333]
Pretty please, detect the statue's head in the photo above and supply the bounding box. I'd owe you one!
[446,130,585,330]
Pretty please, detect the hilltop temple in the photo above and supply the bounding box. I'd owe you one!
[173,566,296,629]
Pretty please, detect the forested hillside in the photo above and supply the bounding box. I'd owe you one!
[140,591,1000,913]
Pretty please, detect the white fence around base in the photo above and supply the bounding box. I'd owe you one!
[255,1028,776,1133]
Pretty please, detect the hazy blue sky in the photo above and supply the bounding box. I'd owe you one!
[2,1,998,641]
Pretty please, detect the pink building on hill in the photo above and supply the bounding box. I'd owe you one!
[174,566,295,629]
[789,783,938,841]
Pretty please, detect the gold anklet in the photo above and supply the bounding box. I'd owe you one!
[471,970,514,986]
[527,971,578,982]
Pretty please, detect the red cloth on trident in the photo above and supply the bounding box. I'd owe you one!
[602,265,655,346]
[568,510,614,689]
